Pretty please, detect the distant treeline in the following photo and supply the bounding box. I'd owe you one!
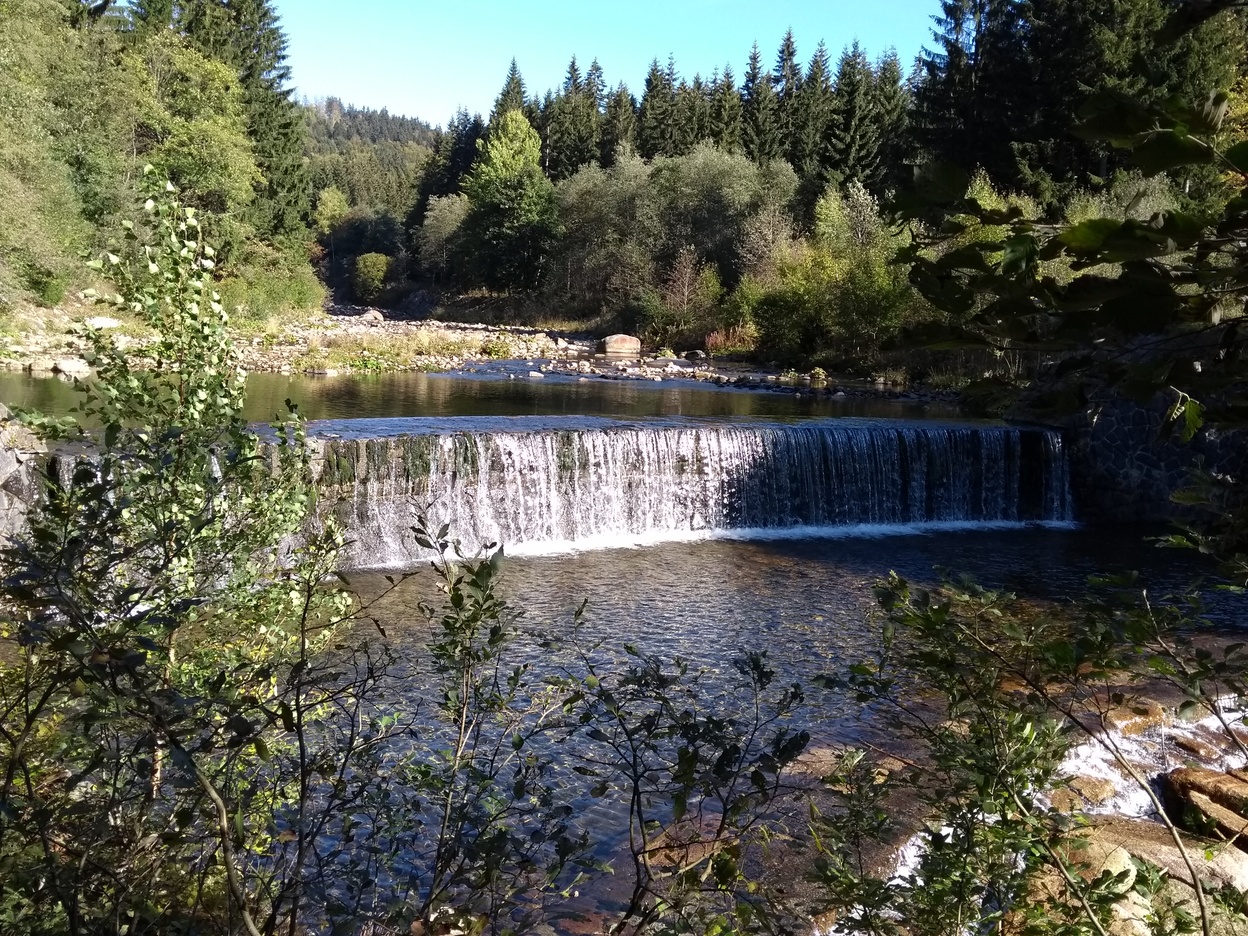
[315,0,1245,368]
[3,0,1245,372]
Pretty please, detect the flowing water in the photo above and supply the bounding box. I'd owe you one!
[312,416,1074,568]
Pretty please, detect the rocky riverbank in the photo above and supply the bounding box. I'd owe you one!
[784,685,1248,936]
[0,306,963,405]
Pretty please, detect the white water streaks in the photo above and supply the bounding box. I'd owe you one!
[309,419,1076,570]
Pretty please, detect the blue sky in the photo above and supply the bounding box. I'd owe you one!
[274,0,937,128]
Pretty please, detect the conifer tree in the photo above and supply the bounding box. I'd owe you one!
[873,49,912,192]
[638,58,676,159]
[673,75,711,154]
[911,0,1027,184]
[742,43,783,164]
[585,59,607,113]
[789,42,835,184]
[462,110,558,292]
[545,57,601,180]
[490,59,527,127]
[829,42,883,189]
[179,0,311,238]
[708,66,743,153]
[407,109,484,230]
[128,0,173,31]
[601,84,637,165]
[773,29,802,152]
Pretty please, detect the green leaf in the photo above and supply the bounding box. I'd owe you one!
[1131,131,1213,176]
[1224,140,1248,176]
[1059,218,1123,252]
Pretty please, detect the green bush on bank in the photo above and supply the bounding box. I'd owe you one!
[353,251,391,304]
[751,182,922,368]
[217,240,326,324]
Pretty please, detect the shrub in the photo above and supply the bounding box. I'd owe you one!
[217,240,326,323]
[22,264,67,306]
[353,251,391,304]
[640,246,724,349]
[754,184,921,368]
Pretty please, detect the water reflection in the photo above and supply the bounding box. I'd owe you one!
[0,370,956,423]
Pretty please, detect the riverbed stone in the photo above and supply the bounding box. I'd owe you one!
[1070,775,1118,805]
[1080,816,1248,892]
[1165,767,1248,844]
[53,357,90,378]
[598,334,641,357]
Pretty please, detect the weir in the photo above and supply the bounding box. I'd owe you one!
[310,417,1075,568]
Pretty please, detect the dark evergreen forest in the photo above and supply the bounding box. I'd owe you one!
[3,0,1246,370]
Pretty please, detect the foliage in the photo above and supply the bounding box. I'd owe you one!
[639,247,724,348]
[813,572,1238,936]
[754,183,920,367]
[417,193,470,284]
[0,180,340,935]
[461,110,560,293]
[352,251,391,304]
[0,0,320,316]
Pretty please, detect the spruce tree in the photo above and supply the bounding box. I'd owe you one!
[461,110,558,292]
[638,59,676,159]
[180,0,310,238]
[829,42,883,189]
[789,42,835,184]
[490,59,527,127]
[673,75,711,153]
[128,0,173,31]
[708,65,743,153]
[545,57,601,180]
[585,59,607,113]
[742,43,783,164]
[873,49,912,192]
[601,84,637,165]
[912,0,1027,185]
[773,29,802,154]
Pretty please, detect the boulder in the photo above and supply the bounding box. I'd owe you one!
[1075,693,1167,737]
[685,350,707,362]
[1086,816,1248,892]
[1168,767,1248,817]
[359,309,384,325]
[53,358,91,378]
[84,316,121,330]
[598,334,641,357]
[1070,775,1118,805]
[1065,838,1137,894]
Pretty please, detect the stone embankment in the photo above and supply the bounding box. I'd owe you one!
[1063,390,1247,523]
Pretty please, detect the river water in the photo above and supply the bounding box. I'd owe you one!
[1,366,1235,926]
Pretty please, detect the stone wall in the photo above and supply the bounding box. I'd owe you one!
[0,408,45,542]
[1062,393,1246,523]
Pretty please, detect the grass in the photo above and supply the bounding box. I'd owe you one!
[426,292,623,336]
[288,328,533,373]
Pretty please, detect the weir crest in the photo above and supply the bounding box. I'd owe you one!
[308,417,1075,569]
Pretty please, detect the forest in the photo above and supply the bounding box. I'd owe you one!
[2,0,1245,375]
[4,2,1248,935]
[0,2,1243,376]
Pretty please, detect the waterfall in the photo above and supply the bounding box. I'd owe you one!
[312,418,1074,568]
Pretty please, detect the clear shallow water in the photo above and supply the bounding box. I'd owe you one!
[356,525,1232,749]
[346,524,1240,917]
[0,370,955,422]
